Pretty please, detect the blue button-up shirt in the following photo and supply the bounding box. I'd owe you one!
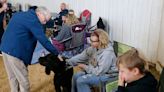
[0,9,59,65]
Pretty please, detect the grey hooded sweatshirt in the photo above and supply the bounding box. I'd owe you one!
[67,44,118,76]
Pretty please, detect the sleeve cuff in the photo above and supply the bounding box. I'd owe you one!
[117,86,125,91]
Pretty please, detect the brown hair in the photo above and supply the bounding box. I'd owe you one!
[91,29,109,48]
[65,10,79,25]
[117,48,146,74]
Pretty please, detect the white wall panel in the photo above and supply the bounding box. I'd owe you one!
[147,0,163,62]
[8,0,164,62]
[157,0,164,66]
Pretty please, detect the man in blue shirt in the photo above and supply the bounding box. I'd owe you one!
[0,0,8,54]
[0,7,61,92]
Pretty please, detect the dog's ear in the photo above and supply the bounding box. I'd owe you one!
[50,54,59,60]
[45,67,51,75]
[39,57,47,65]
[39,57,44,62]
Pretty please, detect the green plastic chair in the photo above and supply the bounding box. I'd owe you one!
[117,42,132,56]
[113,41,132,56]
[106,80,118,92]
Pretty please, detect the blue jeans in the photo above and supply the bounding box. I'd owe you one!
[72,71,110,92]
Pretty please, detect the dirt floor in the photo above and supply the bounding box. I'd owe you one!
[0,56,160,92]
[0,56,55,92]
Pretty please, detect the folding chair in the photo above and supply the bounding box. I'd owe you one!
[79,9,91,26]
[69,23,86,49]
[61,23,86,58]
[105,80,118,92]
[99,71,118,92]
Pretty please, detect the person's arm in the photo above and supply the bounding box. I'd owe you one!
[116,86,125,92]
[3,14,6,29]
[55,24,71,41]
[116,72,126,92]
[83,51,116,75]
[116,73,155,92]
[67,47,91,66]
[29,22,59,55]
[0,3,7,13]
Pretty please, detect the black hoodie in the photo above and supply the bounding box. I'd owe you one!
[116,72,157,92]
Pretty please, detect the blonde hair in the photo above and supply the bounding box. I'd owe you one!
[65,10,79,25]
[91,29,109,48]
[117,48,146,74]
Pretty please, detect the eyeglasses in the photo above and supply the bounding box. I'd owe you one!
[90,39,99,43]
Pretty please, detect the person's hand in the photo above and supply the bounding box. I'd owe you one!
[65,59,69,62]
[2,3,8,11]
[118,72,125,86]
[58,54,64,61]
[77,64,86,69]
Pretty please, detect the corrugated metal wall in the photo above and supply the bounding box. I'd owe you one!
[9,0,164,62]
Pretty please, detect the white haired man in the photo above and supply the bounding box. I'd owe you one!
[0,7,61,92]
[0,0,7,54]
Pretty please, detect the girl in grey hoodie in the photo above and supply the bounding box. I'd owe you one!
[67,29,118,92]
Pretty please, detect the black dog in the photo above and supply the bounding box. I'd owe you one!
[39,54,73,92]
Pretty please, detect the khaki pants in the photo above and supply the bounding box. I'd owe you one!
[2,52,30,92]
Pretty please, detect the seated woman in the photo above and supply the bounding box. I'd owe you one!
[65,9,80,25]
[67,29,118,92]
[51,14,73,52]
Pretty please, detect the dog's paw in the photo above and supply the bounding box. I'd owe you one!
[45,67,51,75]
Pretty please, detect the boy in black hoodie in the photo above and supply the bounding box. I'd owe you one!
[116,48,157,92]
